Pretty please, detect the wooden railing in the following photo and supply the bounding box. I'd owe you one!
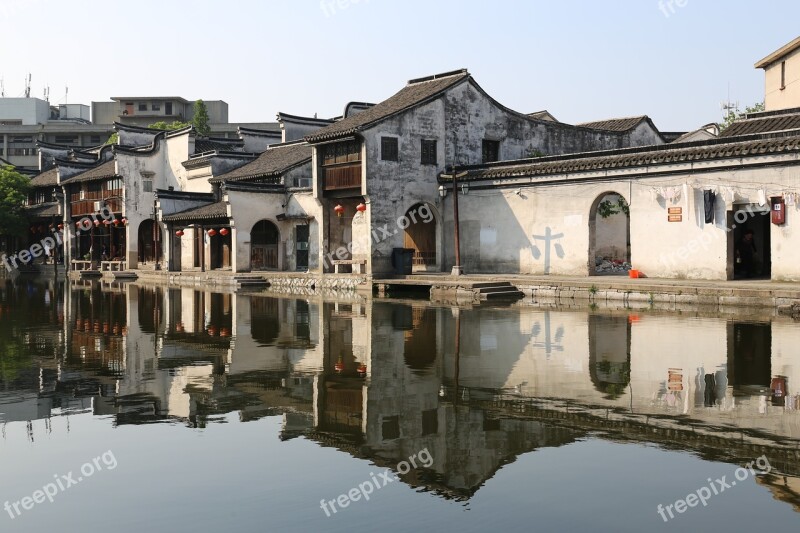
[322,163,362,191]
[71,198,122,216]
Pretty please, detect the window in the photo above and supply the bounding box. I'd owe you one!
[90,135,102,144]
[421,409,438,436]
[151,103,161,111]
[165,102,173,115]
[138,103,147,111]
[420,139,437,165]
[55,136,77,145]
[0,119,22,125]
[381,136,398,161]
[143,179,153,193]
[781,61,786,90]
[382,415,400,440]
[482,139,500,163]
[292,177,312,188]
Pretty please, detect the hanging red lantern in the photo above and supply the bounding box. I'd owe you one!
[220,228,229,236]
[113,218,120,226]
[103,219,111,226]
[75,221,82,228]
[220,327,230,337]
[357,363,367,376]
[93,220,100,227]
[207,228,217,237]
[175,230,184,237]
[207,325,218,336]
[334,204,345,217]
[356,202,367,213]
[334,357,345,373]
[121,218,127,225]
[57,224,63,230]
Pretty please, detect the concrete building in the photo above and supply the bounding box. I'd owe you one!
[0,97,113,170]
[757,36,800,112]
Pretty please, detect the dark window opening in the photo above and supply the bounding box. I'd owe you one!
[381,136,398,161]
[420,139,437,165]
[382,415,400,440]
[781,61,787,90]
[138,103,147,111]
[482,139,500,163]
[421,409,438,435]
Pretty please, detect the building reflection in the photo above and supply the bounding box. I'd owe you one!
[1,280,799,508]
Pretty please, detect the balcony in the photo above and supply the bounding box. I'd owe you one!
[323,163,362,191]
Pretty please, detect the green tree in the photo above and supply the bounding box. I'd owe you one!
[0,165,31,238]
[148,120,192,131]
[192,99,211,136]
[719,102,765,132]
[104,132,118,145]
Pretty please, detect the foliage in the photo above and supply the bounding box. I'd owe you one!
[597,196,629,218]
[526,148,547,158]
[0,165,31,237]
[192,99,211,136]
[148,120,192,131]
[104,132,118,145]
[718,102,765,132]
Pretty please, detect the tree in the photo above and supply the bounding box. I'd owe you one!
[719,102,765,132]
[104,132,118,145]
[192,99,211,136]
[0,165,31,238]
[148,120,192,131]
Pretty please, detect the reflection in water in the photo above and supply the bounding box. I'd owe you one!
[1,279,800,526]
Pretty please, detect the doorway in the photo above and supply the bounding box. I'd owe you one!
[403,203,437,270]
[251,220,279,270]
[728,205,771,280]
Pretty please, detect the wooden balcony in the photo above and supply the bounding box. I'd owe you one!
[322,163,362,191]
[71,198,122,216]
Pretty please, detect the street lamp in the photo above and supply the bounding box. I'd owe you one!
[52,189,64,277]
[441,165,468,276]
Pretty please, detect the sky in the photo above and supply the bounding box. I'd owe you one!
[0,0,798,132]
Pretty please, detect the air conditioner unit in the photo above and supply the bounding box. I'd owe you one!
[94,201,104,211]
[294,177,311,188]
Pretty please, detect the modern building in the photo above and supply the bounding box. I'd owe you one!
[756,36,800,112]
[0,97,113,170]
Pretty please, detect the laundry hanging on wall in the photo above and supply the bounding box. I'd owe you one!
[704,190,716,224]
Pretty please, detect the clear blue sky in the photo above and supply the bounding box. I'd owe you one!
[1,0,797,131]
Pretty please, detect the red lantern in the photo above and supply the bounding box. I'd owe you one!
[334,360,344,373]
[113,219,120,226]
[207,326,218,336]
[356,202,367,213]
[220,327,230,337]
[93,220,100,227]
[103,219,111,226]
[121,218,127,225]
[175,230,184,237]
[207,228,217,237]
[76,221,82,228]
[357,363,367,376]
[220,228,229,236]
[334,204,345,217]
[57,224,63,230]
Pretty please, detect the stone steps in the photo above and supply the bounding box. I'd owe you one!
[475,282,525,301]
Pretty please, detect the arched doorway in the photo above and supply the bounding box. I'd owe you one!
[138,220,162,265]
[251,220,279,270]
[403,203,437,271]
[589,192,630,276]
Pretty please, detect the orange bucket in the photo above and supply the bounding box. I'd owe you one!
[629,269,640,279]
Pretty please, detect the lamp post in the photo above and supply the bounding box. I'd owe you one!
[441,166,468,276]
[52,189,64,277]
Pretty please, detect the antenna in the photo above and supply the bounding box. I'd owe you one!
[24,73,31,98]
[720,83,739,121]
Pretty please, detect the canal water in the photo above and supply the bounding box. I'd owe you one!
[1,279,798,532]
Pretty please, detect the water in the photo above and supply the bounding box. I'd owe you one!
[1,279,799,532]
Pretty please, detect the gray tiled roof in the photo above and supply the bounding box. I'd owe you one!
[577,116,648,132]
[209,142,311,183]
[195,137,244,154]
[447,133,800,181]
[60,160,117,184]
[305,70,470,143]
[29,168,59,187]
[24,202,60,217]
[719,112,800,137]
[163,201,228,222]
